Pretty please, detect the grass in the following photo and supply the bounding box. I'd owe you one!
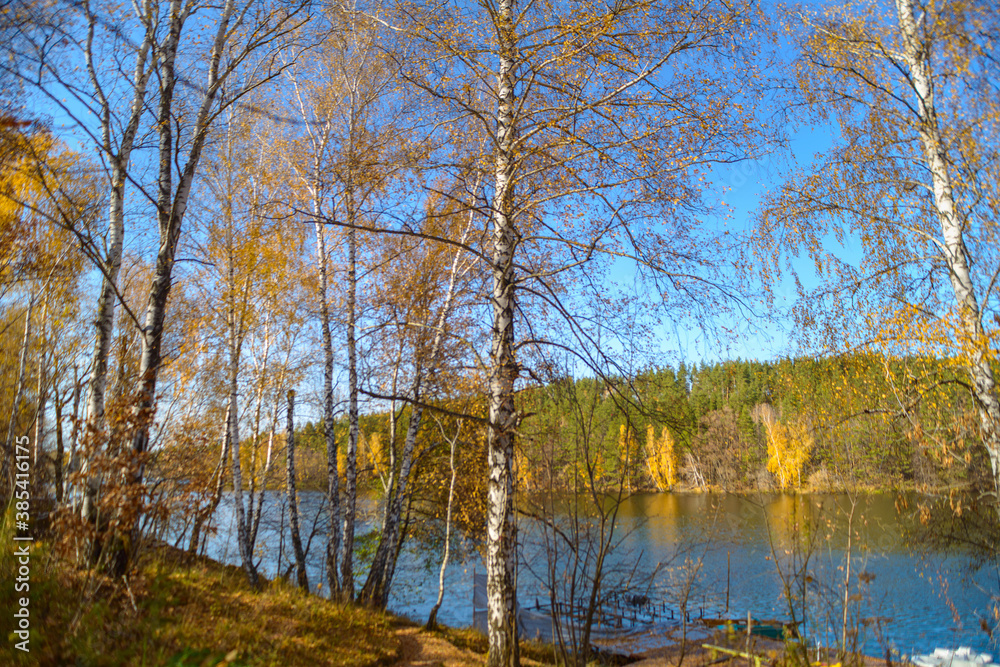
[1,507,562,667]
[2,513,399,666]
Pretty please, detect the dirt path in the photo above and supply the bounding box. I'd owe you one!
[392,627,486,667]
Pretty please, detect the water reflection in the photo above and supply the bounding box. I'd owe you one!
[190,491,996,655]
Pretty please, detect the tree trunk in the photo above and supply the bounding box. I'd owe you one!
[251,399,277,550]
[2,298,34,503]
[188,402,231,554]
[359,201,474,609]
[54,391,65,503]
[78,0,153,526]
[341,219,359,601]
[228,344,259,588]
[487,0,520,663]
[81,0,152,430]
[286,390,309,591]
[130,0,239,459]
[315,218,342,599]
[895,0,1000,504]
[359,381,423,608]
[32,296,48,494]
[249,314,273,550]
[426,420,460,630]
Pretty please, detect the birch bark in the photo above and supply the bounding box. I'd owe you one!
[286,390,309,591]
[81,0,153,433]
[130,0,235,468]
[316,218,343,599]
[894,0,1000,501]
[486,0,520,663]
[341,218,359,600]
[78,0,153,524]
[426,418,460,630]
[224,218,259,588]
[187,402,230,554]
[2,297,33,500]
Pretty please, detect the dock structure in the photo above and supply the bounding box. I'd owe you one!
[470,574,800,659]
[471,573,691,645]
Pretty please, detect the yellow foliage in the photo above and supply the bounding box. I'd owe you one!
[365,431,388,482]
[646,425,677,491]
[618,423,640,490]
[1,126,91,287]
[761,413,812,490]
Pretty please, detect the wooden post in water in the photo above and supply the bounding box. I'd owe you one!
[726,550,731,614]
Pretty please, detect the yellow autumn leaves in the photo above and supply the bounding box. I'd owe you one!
[645,424,678,491]
[752,403,812,490]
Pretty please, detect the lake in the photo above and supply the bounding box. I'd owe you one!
[190,491,997,656]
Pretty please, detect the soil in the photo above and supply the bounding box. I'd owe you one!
[392,627,487,667]
[390,627,550,667]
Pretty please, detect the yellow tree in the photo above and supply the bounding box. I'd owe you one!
[753,403,812,490]
[617,423,640,492]
[186,96,308,587]
[0,127,93,502]
[279,3,421,599]
[359,178,485,609]
[646,425,677,491]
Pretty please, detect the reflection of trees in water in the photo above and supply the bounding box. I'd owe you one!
[903,487,1000,642]
[193,490,995,653]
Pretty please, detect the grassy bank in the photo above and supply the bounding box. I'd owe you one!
[2,522,399,666]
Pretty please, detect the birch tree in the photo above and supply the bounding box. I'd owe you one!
[358,181,484,609]
[79,0,155,448]
[2,0,160,518]
[0,130,93,502]
[762,0,1000,508]
[285,390,309,591]
[390,0,769,661]
[281,3,417,600]
[6,0,309,566]
[190,96,306,586]
[126,0,306,497]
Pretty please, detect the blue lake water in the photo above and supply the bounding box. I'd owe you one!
[187,491,998,656]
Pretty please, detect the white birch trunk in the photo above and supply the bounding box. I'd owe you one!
[81,0,153,432]
[248,313,272,550]
[32,295,49,485]
[286,390,309,591]
[54,388,66,504]
[228,369,260,588]
[315,218,343,599]
[251,400,277,551]
[225,239,259,587]
[188,408,230,554]
[426,419,460,629]
[78,0,154,531]
[358,370,423,608]
[895,0,1000,503]
[2,298,34,501]
[341,212,359,601]
[188,402,231,554]
[487,0,520,663]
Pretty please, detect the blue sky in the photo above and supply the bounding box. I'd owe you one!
[601,121,854,368]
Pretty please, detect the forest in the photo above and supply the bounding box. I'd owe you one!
[1,0,999,665]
